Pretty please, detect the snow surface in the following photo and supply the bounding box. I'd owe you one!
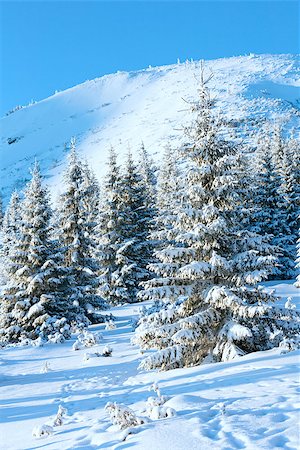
[0,280,299,450]
[1,54,299,203]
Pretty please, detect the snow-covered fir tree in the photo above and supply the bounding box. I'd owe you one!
[250,129,284,238]
[98,148,156,305]
[271,123,285,171]
[57,141,107,323]
[0,190,22,285]
[97,147,126,305]
[295,228,300,288]
[278,139,300,274]
[137,142,157,243]
[0,193,3,228]
[1,190,21,258]
[155,145,182,226]
[114,150,154,303]
[231,146,255,228]
[249,128,295,278]
[136,145,183,308]
[133,74,299,370]
[0,162,76,344]
[287,132,300,197]
[138,142,157,204]
[82,160,101,242]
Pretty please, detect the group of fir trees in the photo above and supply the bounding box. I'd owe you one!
[0,75,299,358]
[296,235,300,288]
[249,125,300,278]
[133,75,300,370]
[0,145,107,344]
[0,141,157,345]
[97,146,156,305]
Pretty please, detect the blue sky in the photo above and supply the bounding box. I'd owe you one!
[0,1,299,116]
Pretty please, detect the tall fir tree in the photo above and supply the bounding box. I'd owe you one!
[295,229,300,288]
[133,74,299,370]
[82,160,101,255]
[137,142,157,245]
[0,193,3,228]
[278,141,300,275]
[250,129,284,237]
[57,141,106,323]
[0,191,21,285]
[249,128,295,278]
[97,147,125,305]
[1,190,21,258]
[155,145,182,231]
[137,145,183,307]
[287,132,300,196]
[271,123,285,170]
[0,163,75,344]
[114,150,154,303]
[98,148,156,304]
[138,142,157,204]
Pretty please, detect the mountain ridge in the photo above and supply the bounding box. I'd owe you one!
[1,53,299,203]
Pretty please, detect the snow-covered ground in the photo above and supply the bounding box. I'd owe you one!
[0,280,299,450]
[1,54,299,203]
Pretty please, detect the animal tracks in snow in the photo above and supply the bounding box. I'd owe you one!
[0,285,299,449]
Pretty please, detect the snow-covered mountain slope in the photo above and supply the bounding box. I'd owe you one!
[1,54,299,202]
[0,280,299,450]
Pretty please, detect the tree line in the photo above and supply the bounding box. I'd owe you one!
[0,77,299,361]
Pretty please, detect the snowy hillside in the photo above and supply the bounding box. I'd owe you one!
[0,281,299,450]
[1,53,299,202]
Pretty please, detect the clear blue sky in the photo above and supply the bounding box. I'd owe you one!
[0,0,299,116]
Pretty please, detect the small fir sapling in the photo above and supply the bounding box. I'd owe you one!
[105,402,144,430]
[105,320,116,330]
[52,405,67,427]
[83,352,91,362]
[72,330,103,350]
[285,297,296,310]
[279,337,300,354]
[219,402,226,415]
[83,351,103,361]
[78,330,103,347]
[42,317,72,344]
[150,382,161,397]
[72,340,81,351]
[146,383,176,420]
[145,382,175,419]
[32,424,54,439]
[32,405,67,439]
[211,402,226,415]
[40,361,51,373]
[147,405,176,420]
[102,345,113,357]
